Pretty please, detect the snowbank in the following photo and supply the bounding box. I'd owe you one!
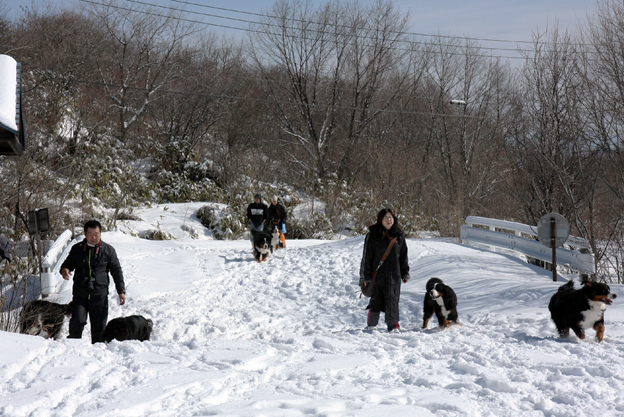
[0,54,18,132]
[1,203,623,416]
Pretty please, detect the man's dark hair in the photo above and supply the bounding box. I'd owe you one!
[84,220,102,233]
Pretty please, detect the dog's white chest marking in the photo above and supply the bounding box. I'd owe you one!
[256,246,270,254]
[580,300,606,329]
[431,289,449,318]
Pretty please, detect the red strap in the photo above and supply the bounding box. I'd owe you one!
[380,236,398,263]
[371,236,398,281]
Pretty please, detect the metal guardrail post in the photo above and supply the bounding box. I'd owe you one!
[40,230,75,297]
[461,217,595,276]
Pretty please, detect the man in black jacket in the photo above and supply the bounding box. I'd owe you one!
[247,194,268,244]
[61,220,126,343]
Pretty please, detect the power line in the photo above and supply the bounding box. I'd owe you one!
[127,0,604,55]
[9,0,520,102]
[171,0,538,46]
[79,0,531,60]
[132,0,528,55]
[77,0,609,64]
[74,0,527,101]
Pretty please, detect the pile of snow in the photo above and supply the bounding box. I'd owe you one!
[0,54,17,132]
[114,202,218,241]
[1,203,624,416]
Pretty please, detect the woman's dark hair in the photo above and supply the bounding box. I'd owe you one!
[83,220,102,233]
[375,208,403,234]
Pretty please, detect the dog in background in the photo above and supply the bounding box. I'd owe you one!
[270,225,285,252]
[549,280,617,342]
[422,277,458,329]
[19,300,73,340]
[102,315,153,343]
[253,230,272,262]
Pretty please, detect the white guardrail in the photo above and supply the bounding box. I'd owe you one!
[460,216,595,275]
[41,229,77,296]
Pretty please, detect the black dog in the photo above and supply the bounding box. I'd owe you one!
[19,300,73,339]
[549,280,617,342]
[252,230,272,262]
[101,315,153,343]
[423,277,459,329]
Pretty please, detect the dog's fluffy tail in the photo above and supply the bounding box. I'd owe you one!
[557,280,575,292]
[549,280,575,313]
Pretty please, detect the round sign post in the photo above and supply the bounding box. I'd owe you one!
[537,213,570,281]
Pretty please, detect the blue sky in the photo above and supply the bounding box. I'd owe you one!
[5,0,598,60]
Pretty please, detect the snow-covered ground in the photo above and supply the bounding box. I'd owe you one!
[2,203,624,416]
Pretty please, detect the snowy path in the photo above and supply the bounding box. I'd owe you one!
[1,229,624,416]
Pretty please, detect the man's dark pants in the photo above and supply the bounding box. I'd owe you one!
[68,294,108,344]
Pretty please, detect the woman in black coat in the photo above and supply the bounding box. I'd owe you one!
[359,208,410,332]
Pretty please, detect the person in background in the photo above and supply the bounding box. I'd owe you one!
[359,208,410,333]
[61,220,126,343]
[247,193,268,245]
[268,195,288,247]
[0,233,11,263]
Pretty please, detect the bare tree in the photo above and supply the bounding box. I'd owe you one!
[579,1,624,282]
[417,37,514,234]
[511,27,586,222]
[249,0,411,212]
[85,0,197,146]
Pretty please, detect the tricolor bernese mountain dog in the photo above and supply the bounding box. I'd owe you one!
[270,225,284,252]
[19,300,73,340]
[102,315,153,343]
[423,277,459,329]
[548,280,617,342]
[253,230,272,262]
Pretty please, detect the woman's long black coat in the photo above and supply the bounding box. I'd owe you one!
[359,224,410,326]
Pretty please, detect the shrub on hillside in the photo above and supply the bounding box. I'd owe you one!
[287,212,333,239]
[138,228,175,241]
[196,205,247,240]
[155,171,224,203]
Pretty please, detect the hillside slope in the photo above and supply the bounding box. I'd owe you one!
[1,204,623,416]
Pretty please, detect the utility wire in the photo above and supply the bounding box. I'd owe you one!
[171,0,538,46]
[72,0,609,98]
[131,0,528,55]
[127,0,604,55]
[79,0,534,60]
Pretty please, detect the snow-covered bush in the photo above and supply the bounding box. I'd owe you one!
[180,224,200,239]
[287,212,334,239]
[89,155,153,208]
[138,228,175,241]
[155,171,224,203]
[196,205,247,240]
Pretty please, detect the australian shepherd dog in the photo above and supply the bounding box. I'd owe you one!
[19,300,73,340]
[102,315,153,343]
[422,278,459,329]
[549,280,616,342]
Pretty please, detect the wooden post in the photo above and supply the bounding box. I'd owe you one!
[551,218,557,282]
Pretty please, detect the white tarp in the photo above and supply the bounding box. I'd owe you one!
[0,54,18,132]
